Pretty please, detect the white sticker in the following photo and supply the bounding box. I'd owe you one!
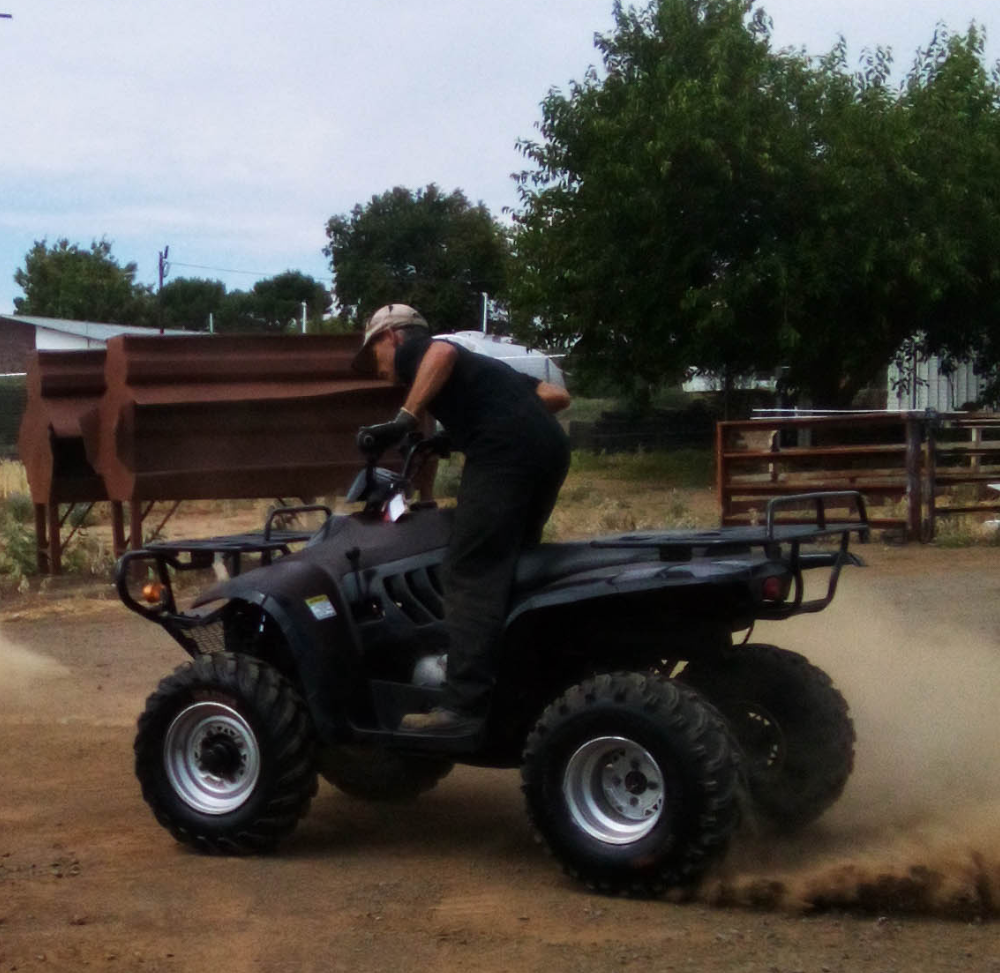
[388,492,408,522]
[305,594,337,620]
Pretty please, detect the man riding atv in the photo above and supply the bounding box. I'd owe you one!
[353,303,571,735]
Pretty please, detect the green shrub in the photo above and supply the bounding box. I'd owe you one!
[0,509,37,580]
[3,492,34,524]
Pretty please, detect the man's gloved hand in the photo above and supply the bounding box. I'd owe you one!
[356,408,419,455]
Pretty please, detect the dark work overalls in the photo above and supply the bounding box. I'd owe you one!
[395,336,570,716]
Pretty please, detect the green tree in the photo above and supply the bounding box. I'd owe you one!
[214,289,259,333]
[249,271,332,333]
[771,27,1000,406]
[13,238,154,324]
[324,184,510,333]
[892,28,1000,404]
[510,0,1000,407]
[157,277,227,331]
[210,273,331,334]
[510,0,802,405]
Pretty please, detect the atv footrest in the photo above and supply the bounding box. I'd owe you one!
[367,679,446,730]
[355,680,484,754]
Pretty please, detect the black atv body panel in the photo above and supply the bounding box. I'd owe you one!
[117,491,868,763]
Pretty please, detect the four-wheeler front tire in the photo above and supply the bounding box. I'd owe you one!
[521,672,741,896]
[679,643,855,832]
[134,652,318,853]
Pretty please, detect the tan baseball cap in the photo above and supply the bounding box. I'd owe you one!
[352,303,429,374]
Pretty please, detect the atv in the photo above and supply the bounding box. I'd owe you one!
[116,433,868,895]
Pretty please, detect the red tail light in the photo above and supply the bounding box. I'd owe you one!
[761,576,785,602]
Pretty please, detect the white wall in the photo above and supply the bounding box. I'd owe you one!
[887,356,983,411]
[34,327,106,351]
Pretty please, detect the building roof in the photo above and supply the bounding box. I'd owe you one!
[0,313,195,340]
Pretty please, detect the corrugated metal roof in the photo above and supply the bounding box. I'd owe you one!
[1,313,194,341]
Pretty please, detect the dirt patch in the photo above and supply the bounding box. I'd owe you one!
[697,554,1000,920]
[2,542,1000,972]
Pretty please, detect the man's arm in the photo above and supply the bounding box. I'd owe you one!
[536,381,571,414]
[401,340,458,420]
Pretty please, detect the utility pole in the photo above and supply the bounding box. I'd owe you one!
[158,245,170,291]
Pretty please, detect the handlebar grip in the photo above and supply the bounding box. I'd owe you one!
[357,430,378,454]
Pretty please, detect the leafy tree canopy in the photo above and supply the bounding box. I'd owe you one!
[210,272,332,334]
[247,271,332,333]
[510,0,1000,407]
[160,272,331,334]
[157,277,227,331]
[324,184,510,333]
[14,240,333,336]
[14,238,154,325]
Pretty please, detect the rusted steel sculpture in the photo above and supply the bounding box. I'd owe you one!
[85,333,402,552]
[19,333,401,572]
[18,349,125,572]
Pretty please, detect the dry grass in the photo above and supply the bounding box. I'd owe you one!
[431,449,719,541]
[0,459,28,498]
[546,451,718,540]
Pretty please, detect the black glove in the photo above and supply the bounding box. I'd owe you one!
[357,409,419,455]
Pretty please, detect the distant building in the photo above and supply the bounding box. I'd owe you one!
[440,331,566,387]
[0,314,194,374]
[887,354,984,411]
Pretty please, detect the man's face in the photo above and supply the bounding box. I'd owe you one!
[372,331,398,383]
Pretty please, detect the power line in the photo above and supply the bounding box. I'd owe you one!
[165,260,504,288]
[167,260,333,282]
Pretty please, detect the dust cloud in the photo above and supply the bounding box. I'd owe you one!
[701,581,1000,918]
[0,628,70,706]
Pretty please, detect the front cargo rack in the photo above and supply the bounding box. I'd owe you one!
[116,505,332,631]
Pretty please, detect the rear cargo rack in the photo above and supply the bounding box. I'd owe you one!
[592,491,869,617]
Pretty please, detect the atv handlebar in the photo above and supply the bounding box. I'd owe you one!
[356,430,451,470]
[348,432,452,512]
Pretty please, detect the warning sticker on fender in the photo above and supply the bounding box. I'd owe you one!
[305,595,337,620]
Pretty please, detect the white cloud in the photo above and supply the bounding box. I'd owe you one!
[1,0,996,312]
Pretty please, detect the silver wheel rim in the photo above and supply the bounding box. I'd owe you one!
[164,701,261,815]
[562,735,666,845]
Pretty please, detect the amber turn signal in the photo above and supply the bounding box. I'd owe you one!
[142,582,165,604]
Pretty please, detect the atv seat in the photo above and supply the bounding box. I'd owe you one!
[513,542,654,594]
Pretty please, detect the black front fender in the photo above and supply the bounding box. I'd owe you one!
[192,558,363,744]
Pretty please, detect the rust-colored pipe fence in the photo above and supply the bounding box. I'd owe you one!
[717,411,1000,541]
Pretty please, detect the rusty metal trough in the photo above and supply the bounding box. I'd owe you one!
[19,334,401,572]
[17,349,124,573]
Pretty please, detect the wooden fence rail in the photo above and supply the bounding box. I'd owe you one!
[717,411,1000,541]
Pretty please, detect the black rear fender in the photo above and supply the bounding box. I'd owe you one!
[500,584,735,679]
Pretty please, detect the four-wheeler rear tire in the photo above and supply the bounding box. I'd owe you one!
[521,671,741,895]
[317,745,454,802]
[679,643,854,832]
[134,651,318,853]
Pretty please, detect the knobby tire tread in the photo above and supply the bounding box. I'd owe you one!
[679,643,854,832]
[135,652,317,854]
[521,671,741,896]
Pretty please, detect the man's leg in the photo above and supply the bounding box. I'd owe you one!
[439,458,539,715]
[400,436,569,732]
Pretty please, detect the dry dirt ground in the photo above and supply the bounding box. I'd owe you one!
[2,529,1000,972]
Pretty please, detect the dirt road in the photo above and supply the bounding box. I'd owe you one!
[2,544,1000,972]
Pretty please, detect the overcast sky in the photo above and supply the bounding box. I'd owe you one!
[2,0,997,319]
